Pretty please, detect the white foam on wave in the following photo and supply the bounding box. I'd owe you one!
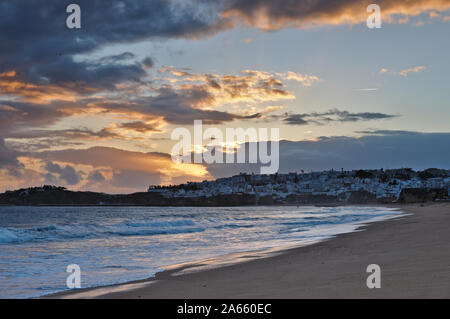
[0,227,20,243]
[0,219,203,244]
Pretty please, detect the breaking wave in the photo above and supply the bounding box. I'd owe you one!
[0,219,203,244]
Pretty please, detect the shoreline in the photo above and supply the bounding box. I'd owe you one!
[41,203,450,299]
[0,203,399,207]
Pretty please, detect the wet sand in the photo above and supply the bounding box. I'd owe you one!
[46,203,450,299]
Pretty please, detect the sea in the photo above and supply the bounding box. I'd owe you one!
[0,205,401,298]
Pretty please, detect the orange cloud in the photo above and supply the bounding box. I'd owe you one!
[157,67,319,111]
[0,71,80,103]
[399,66,427,76]
[380,66,427,76]
[219,0,450,30]
[429,10,450,20]
[276,71,321,87]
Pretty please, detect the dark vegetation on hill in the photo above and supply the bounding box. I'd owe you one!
[0,186,258,206]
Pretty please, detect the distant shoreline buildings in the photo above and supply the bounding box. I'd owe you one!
[149,168,450,204]
[2,168,449,206]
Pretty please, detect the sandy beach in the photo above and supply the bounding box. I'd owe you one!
[46,203,450,299]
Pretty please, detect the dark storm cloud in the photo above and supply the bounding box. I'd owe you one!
[282,109,398,126]
[97,52,136,64]
[0,100,74,134]
[88,170,106,183]
[3,127,124,154]
[52,128,120,140]
[142,87,256,124]
[281,114,309,125]
[44,161,82,185]
[98,86,261,125]
[205,131,450,179]
[0,138,22,169]
[5,138,84,153]
[0,0,226,86]
[142,57,155,69]
[27,56,147,90]
[277,132,450,172]
[118,121,160,133]
[355,129,420,135]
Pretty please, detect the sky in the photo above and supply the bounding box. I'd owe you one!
[0,0,449,193]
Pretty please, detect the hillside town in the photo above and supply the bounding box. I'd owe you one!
[149,168,450,204]
[2,168,449,206]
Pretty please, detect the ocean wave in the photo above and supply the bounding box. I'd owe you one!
[214,224,254,229]
[124,220,196,228]
[0,219,203,244]
[280,213,387,227]
[0,227,20,243]
[0,210,395,245]
[107,226,205,237]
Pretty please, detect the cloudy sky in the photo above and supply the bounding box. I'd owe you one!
[1,0,449,193]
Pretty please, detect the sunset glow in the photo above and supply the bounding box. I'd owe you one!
[0,0,449,193]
